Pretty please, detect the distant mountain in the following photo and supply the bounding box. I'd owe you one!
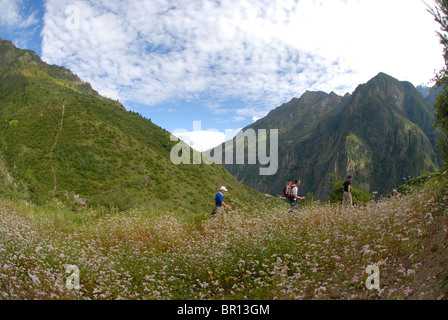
[416,84,444,107]
[416,85,431,99]
[0,38,267,212]
[426,86,443,107]
[218,72,440,200]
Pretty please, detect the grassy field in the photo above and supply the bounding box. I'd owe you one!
[1,174,447,300]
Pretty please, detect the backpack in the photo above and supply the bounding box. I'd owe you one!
[283,181,294,198]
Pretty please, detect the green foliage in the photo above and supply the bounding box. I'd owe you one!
[437,131,448,165]
[0,39,274,214]
[8,120,18,127]
[303,192,317,206]
[429,0,448,167]
[393,170,448,209]
[434,171,448,207]
[391,172,442,196]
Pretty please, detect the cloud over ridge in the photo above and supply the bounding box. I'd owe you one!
[40,0,442,120]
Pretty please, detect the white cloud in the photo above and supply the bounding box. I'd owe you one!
[173,131,226,152]
[0,0,38,28]
[172,122,243,151]
[40,0,444,123]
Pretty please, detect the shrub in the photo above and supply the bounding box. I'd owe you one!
[9,120,19,127]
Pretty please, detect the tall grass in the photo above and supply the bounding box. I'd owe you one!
[0,178,447,300]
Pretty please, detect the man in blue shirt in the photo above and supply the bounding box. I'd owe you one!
[211,186,232,217]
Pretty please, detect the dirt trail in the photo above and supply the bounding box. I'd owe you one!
[50,102,65,192]
[50,103,65,156]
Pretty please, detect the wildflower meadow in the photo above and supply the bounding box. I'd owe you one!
[1,176,447,300]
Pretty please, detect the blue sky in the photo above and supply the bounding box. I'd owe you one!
[0,0,445,151]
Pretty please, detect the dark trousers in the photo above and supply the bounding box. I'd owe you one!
[289,198,298,211]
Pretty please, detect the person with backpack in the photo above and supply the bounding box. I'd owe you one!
[342,175,353,209]
[284,179,305,212]
[211,186,232,218]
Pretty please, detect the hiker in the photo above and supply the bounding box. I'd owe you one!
[211,186,231,217]
[342,175,353,209]
[289,179,305,212]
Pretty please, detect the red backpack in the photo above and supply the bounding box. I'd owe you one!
[283,181,294,198]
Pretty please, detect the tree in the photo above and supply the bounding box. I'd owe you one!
[428,0,448,166]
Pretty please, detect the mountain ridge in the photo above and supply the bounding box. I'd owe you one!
[219,72,439,200]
